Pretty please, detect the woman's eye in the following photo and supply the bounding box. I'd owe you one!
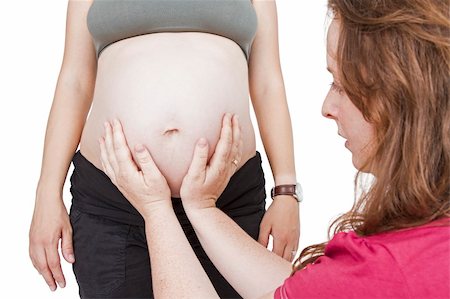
[330,82,344,95]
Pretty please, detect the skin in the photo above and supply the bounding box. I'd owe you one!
[249,0,299,260]
[321,20,376,170]
[98,18,376,299]
[29,0,299,292]
[100,114,291,299]
[29,1,95,291]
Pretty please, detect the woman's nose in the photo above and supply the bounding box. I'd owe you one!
[322,91,338,120]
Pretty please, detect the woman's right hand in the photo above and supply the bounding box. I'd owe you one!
[29,192,74,292]
[99,120,172,219]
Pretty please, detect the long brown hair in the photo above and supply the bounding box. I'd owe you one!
[294,0,450,271]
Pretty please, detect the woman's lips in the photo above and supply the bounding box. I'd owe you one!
[338,132,349,149]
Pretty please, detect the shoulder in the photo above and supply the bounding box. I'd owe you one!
[327,221,450,267]
[364,219,450,272]
[362,218,450,257]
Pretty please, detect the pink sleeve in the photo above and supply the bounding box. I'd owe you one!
[274,232,406,299]
[274,255,347,299]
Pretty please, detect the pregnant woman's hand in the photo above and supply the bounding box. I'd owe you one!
[258,198,300,261]
[99,119,171,218]
[180,113,242,210]
[29,194,74,291]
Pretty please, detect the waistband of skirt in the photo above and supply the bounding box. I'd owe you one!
[70,150,266,226]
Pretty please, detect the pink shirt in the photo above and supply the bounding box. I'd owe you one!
[275,219,450,299]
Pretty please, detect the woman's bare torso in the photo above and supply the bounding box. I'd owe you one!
[80,32,256,197]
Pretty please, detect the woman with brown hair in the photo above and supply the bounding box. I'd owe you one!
[99,0,449,298]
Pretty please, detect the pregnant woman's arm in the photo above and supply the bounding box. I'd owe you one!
[250,0,299,259]
[29,0,96,292]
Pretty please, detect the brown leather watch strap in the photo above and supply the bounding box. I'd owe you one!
[272,185,296,196]
[270,183,302,202]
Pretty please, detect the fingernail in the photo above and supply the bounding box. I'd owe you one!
[104,122,109,129]
[135,144,145,153]
[49,285,56,292]
[68,254,75,263]
[113,119,119,126]
[198,138,207,147]
[58,281,66,288]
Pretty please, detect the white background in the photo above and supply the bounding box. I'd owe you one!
[0,0,356,297]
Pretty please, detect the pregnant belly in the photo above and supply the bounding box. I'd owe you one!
[79,33,256,197]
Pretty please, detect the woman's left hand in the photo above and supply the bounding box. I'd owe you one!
[258,197,300,261]
[99,119,171,218]
[180,113,242,211]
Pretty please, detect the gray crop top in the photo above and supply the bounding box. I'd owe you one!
[87,0,258,60]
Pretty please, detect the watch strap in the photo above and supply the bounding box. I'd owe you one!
[270,184,302,202]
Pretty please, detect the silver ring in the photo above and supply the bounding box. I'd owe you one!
[232,159,239,167]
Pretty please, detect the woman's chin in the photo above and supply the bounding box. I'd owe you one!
[352,155,374,174]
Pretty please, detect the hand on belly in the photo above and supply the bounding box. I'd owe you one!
[130,123,219,198]
[82,110,255,197]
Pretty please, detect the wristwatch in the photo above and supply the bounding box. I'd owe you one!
[270,183,303,203]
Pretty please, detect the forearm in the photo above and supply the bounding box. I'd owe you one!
[249,0,296,185]
[37,78,93,196]
[144,206,219,299]
[252,87,296,185]
[185,206,291,299]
